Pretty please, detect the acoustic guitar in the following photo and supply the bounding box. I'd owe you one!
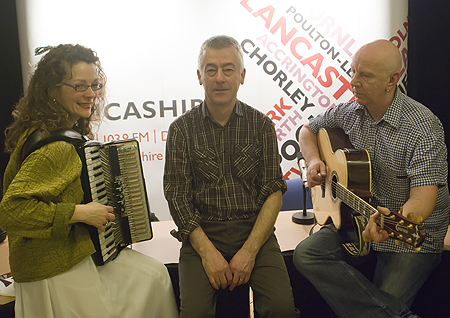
[310,128,426,256]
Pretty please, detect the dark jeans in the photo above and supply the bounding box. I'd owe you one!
[293,226,441,318]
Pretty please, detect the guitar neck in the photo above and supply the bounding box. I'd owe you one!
[333,180,425,249]
[334,181,376,219]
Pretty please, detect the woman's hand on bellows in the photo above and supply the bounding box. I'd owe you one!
[70,202,115,231]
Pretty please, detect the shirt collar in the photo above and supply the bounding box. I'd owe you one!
[200,100,244,121]
[354,87,402,128]
[381,88,403,128]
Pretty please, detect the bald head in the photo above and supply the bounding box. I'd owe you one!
[349,40,403,118]
[355,40,402,78]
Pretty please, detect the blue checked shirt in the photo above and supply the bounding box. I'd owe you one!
[309,88,449,253]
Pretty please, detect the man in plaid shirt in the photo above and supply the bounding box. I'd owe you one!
[164,35,299,318]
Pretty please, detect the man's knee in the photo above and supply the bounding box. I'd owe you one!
[293,228,342,270]
[293,240,311,273]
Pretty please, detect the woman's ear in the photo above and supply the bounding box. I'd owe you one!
[51,87,60,103]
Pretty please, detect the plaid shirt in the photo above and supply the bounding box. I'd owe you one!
[310,88,449,253]
[164,100,287,242]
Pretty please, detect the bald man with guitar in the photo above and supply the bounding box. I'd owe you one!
[293,40,449,318]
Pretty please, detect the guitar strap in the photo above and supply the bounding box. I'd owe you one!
[326,215,371,257]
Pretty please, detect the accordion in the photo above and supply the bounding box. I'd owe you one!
[78,139,153,266]
[20,129,153,266]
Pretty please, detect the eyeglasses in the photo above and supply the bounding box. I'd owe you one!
[61,82,103,92]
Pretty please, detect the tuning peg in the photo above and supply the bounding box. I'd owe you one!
[395,240,402,246]
[389,232,395,238]
[397,234,403,241]
[414,247,421,252]
[406,238,413,244]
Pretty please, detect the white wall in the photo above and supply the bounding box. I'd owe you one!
[16,0,408,220]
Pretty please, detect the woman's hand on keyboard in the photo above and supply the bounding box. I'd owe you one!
[70,202,115,231]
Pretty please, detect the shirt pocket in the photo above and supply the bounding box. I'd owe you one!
[232,143,261,181]
[191,147,219,182]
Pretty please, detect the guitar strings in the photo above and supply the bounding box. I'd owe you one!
[330,180,416,242]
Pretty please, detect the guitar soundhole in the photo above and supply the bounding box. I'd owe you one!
[331,174,338,200]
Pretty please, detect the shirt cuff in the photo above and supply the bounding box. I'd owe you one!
[170,213,202,243]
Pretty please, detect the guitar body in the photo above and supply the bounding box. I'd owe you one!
[311,128,373,256]
[311,128,372,228]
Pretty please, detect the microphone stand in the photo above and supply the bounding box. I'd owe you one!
[292,151,315,225]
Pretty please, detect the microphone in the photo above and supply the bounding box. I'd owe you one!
[292,150,315,225]
[297,152,308,188]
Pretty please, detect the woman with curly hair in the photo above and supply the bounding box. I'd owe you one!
[0,44,178,318]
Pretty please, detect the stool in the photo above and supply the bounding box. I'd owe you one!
[216,283,250,318]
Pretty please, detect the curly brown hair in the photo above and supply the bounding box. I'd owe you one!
[4,44,107,153]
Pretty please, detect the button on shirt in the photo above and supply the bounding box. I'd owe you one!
[164,100,287,242]
[309,88,449,253]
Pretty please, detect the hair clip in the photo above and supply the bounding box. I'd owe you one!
[35,46,53,56]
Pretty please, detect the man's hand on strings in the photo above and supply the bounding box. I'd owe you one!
[362,206,390,243]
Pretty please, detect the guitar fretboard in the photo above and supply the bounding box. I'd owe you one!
[332,181,376,219]
[330,179,424,248]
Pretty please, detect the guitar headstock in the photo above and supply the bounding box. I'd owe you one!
[379,208,426,251]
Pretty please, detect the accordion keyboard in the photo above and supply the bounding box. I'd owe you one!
[82,139,153,265]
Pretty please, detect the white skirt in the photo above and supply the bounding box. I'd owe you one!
[14,248,179,318]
